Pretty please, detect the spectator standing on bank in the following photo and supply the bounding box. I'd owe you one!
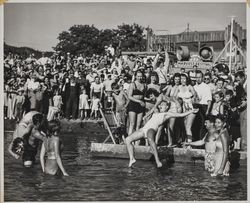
[15,88,25,122]
[79,88,90,120]
[64,74,81,120]
[153,48,170,91]
[194,70,212,140]
[234,71,247,151]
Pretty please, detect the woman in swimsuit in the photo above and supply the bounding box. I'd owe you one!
[173,74,197,143]
[165,73,181,146]
[126,101,198,168]
[127,70,147,137]
[211,115,230,177]
[40,120,69,176]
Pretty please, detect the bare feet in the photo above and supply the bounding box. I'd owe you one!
[156,161,163,168]
[128,158,136,167]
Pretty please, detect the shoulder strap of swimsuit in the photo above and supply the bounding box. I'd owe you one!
[133,82,137,89]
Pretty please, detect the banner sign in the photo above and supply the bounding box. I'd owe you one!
[174,61,213,70]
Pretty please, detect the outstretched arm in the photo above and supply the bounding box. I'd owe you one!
[166,109,198,118]
[40,143,45,173]
[8,139,19,159]
[32,130,46,141]
[163,49,170,74]
[184,139,205,147]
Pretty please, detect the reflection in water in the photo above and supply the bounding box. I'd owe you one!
[4,128,247,201]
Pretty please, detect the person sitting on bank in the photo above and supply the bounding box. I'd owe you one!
[40,120,69,176]
[125,100,198,168]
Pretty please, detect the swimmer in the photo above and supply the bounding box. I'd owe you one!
[8,112,47,167]
[183,115,218,173]
[125,101,198,168]
[40,120,69,176]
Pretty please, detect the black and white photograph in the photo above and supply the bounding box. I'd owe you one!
[1,1,248,202]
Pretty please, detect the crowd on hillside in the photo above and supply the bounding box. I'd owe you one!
[4,44,247,152]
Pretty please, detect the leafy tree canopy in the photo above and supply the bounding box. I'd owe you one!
[53,23,146,56]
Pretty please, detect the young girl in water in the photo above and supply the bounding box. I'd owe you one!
[212,115,230,177]
[126,101,198,168]
[40,120,69,176]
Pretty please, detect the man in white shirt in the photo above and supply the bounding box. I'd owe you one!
[204,73,216,94]
[103,74,115,93]
[194,70,212,139]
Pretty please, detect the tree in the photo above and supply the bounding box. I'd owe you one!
[54,25,100,56]
[54,23,147,56]
[117,23,146,51]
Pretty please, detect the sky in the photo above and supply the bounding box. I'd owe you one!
[4,2,246,51]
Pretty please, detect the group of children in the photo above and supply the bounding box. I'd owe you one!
[78,83,128,122]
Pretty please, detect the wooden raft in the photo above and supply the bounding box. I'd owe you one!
[91,143,206,162]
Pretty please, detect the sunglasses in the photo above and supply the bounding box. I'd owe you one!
[204,78,210,80]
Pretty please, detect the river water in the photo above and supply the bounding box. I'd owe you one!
[4,123,247,201]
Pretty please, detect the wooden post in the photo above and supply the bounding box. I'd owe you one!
[229,16,235,73]
[99,109,116,144]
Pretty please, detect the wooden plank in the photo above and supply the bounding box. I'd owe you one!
[99,109,116,144]
[90,143,152,160]
[90,143,206,162]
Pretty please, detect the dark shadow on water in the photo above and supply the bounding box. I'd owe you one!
[229,151,241,172]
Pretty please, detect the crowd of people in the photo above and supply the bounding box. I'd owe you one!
[4,44,247,176]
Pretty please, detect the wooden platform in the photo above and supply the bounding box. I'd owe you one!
[90,143,206,162]
[91,143,247,163]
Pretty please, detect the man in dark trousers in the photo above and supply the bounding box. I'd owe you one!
[235,71,247,151]
[64,72,81,120]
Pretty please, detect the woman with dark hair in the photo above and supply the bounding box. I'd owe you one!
[40,120,68,176]
[166,73,181,98]
[164,73,182,147]
[147,72,160,93]
[127,70,147,139]
[174,73,197,143]
[211,115,230,176]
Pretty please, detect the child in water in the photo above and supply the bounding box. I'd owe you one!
[126,101,198,168]
[40,120,69,176]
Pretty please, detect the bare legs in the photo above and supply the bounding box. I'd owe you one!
[128,111,137,136]
[125,130,144,167]
[128,111,143,145]
[167,118,176,147]
[155,126,163,145]
[147,129,162,167]
[184,113,196,143]
[125,128,162,168]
